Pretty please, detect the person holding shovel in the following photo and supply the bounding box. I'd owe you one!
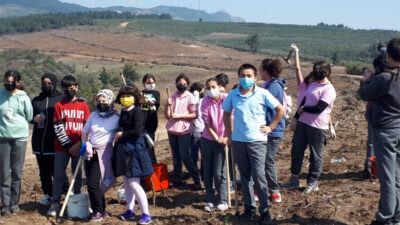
[164,74,201,190]
[47,75,90,217]
[200,77,229,212]
[81,89,119,222]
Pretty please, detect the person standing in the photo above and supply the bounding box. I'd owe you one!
[113,85,153,224]
[164,74,201,189]
[222,64,284,224]
[359,38,400,225]
[141,74,160,164]
[281,61,336,194]
[0,70,33,215]
[47,75,90,216]
[259,59,286,203]
[82,89,119,222]
[31,73,64,206]
[201,78,228,212]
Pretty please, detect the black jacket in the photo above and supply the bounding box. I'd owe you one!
[31,89,63,155]
[358,69,400,129]
[141,90,160,133]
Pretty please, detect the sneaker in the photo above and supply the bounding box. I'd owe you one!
[90,212,104,222]
[280,176,301,189]
[102,211,110,219]
[10,205,20,214]
[239,209,256,222]
[254,191,259,201]
[1,207,10,216]
[47,202,60,217]
[118,209,136,221]
[303,184,319,194]
[259,211,275,225]
[216,203,228,211]
[270,193,282,203]
[138,214,153,224]
[204,203,214,212]
[39,194,52,206]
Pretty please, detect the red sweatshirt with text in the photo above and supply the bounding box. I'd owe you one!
[53,98,90,152]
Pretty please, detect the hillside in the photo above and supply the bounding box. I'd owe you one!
[0,0,244,22]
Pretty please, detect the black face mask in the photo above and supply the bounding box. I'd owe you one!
[313,71,326,81]
[176,84,187,93]
[97,103,110,112]
[41,83,53,95]
[64,89,77,100]
[4,83,16,92]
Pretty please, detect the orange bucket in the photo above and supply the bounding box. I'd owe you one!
[370,156,378,178]
[145,163,170,192]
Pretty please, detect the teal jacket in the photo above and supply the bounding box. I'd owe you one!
[0,88,33,141]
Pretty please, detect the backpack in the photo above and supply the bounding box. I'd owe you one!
[262,80,293,119]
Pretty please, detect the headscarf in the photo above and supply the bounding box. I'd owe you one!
[96,89,117,117]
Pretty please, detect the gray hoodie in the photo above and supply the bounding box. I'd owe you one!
[358,69,400,129]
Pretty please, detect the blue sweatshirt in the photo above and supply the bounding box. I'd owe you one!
[261,78,286,138]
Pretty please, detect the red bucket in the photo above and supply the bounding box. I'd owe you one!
[370,156,378,178]
[145,163,170,192]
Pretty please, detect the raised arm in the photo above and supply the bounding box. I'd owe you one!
[292,44,303,85]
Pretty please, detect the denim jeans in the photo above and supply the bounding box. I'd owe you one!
[265,137,282,194]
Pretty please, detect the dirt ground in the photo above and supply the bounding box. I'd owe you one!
[0,28,379,225]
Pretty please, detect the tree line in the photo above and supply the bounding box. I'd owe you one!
[0,11,172,35]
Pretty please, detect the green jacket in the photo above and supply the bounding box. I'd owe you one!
[0,88,33,141]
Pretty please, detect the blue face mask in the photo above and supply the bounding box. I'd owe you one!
[239,77,254,90]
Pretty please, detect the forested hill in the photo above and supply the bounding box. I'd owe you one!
[0,0,244,22]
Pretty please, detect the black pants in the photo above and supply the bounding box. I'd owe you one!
[35,154,70,197]
[85,154,105,214]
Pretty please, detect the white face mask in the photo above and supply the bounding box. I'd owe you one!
[206,87,220,99]
[145,84,156,91]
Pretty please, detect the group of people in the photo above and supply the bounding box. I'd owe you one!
[0,38,399,225]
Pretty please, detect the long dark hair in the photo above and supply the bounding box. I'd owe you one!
[4,70,24,90]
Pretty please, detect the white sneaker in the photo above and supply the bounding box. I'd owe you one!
[204,203,214,212]
[216,203,228,211]
[39,194,52,206]
[47,203,60,217]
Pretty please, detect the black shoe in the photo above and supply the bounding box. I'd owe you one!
[173,181,183,188]
[191,182,202,191]
[259,211,275,225]
[392,217,400,225]
[1,207,10,216]
[363,168,372,178]
[240,209,256,222]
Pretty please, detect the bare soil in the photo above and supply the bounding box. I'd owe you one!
[0,29,378,225]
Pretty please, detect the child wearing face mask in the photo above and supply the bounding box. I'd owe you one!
[113,85,153,224]
[0,70,33,216]
[165,74,201,190]
[47,75,91,217]
[200,78,229,212]
[141,74,160,164]
[81,89,119,222]
[281,61,336,194]
[31,73,65,206]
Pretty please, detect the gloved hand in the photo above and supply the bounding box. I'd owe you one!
[290,44,299,53]
[79,142,87,156]
[330,126,336,139]
[84,142,94,160]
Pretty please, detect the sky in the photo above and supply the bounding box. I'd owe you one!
[60,0,400,31]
